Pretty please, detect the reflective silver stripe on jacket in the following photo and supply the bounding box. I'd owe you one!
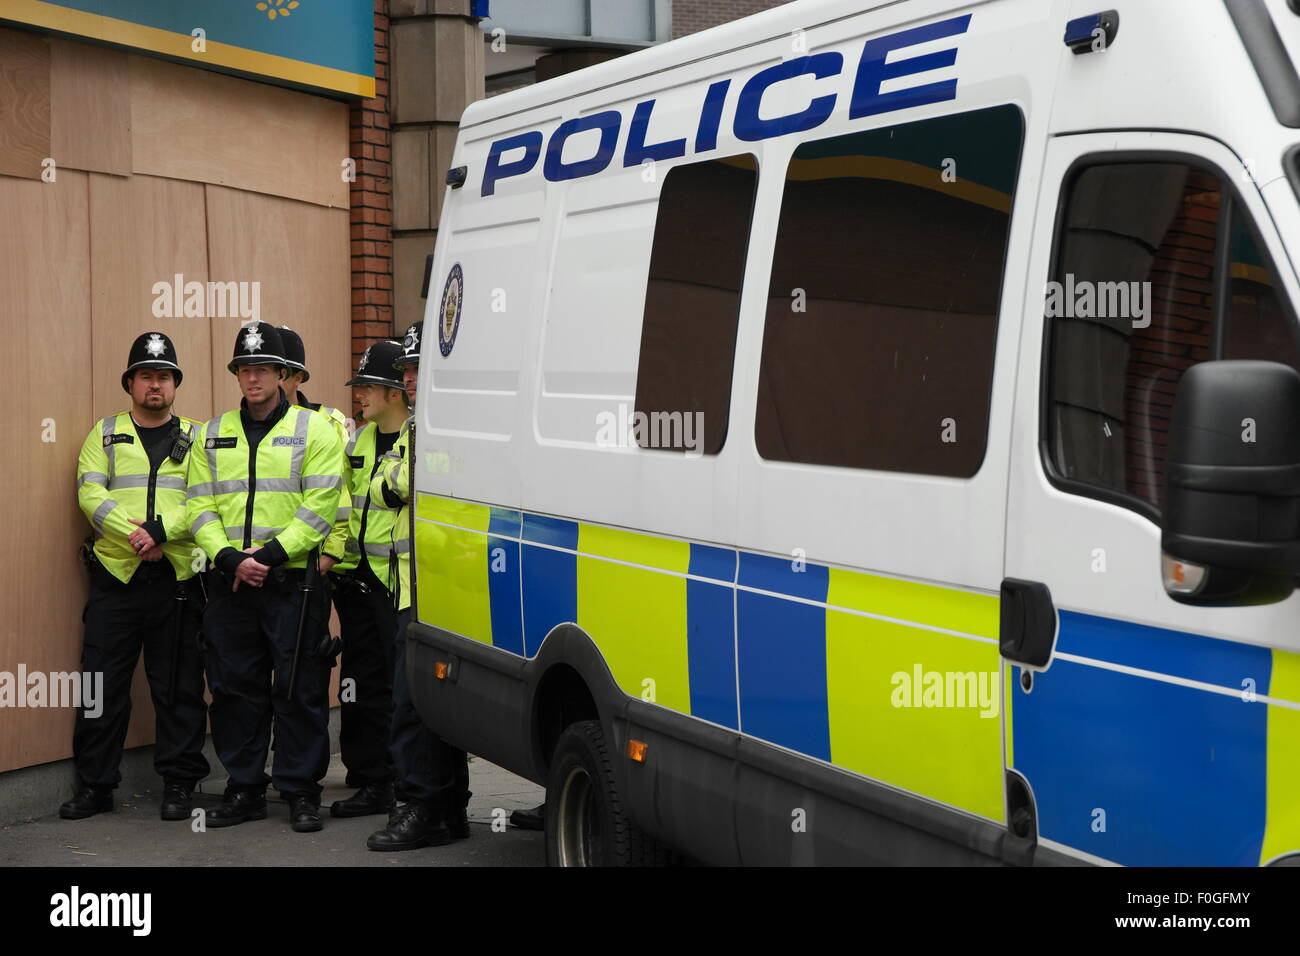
[204,419,221,485]
[292,506,332,535]
[78,471,109,488]
[102,417,119,474]
[106,474,187,492]
[288,408,311,479]
[302,474,342,491]
[392,538,410,555]
[352,494,368,511]
[225,525,284,541]
[191,510,221,535]
[91,498,119,533]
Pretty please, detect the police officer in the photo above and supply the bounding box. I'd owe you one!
[64,332,209,821]
[328,341,409,818]
[366,321,472,851]
[187,322,345,831]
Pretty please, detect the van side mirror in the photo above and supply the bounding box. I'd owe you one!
[1161,360,1300,605]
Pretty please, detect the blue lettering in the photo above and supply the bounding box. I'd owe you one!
[695,78,731,153]
[482,130,543,197]
[624,99,688,167]
[734,52,843,142]
[544,111,622,182]
[850,14,970,119]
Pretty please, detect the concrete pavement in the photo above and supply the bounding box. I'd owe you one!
[0,754,546,867]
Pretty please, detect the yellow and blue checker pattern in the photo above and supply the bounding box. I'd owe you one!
[415,493,1005,825]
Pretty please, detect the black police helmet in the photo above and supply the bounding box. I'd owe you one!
[346,340,406,389]
[227,322,287,374]
[394,321,422,368]
[278,326,310,382]
[121,331,183,392]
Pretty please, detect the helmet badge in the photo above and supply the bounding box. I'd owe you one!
[145,333,167,358]
[242,328,264,353]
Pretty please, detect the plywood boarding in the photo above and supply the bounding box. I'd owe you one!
[0,171,92,773]
[204,184,352,415]
[51,39,131,177]
[129,55,350,209]
[0,28,51,181]
[89,174,213,424]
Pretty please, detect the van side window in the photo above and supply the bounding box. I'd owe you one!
[1046,162,1300,514]
[634,154,758,455]
[754,105,1023,477]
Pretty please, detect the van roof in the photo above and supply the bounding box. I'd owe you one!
[463,0,939,129]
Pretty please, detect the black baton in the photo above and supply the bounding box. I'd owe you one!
[286,547,320,699]
[166,584,188,708]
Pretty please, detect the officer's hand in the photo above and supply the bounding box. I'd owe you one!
[232,552,269,590]
[140,545,164,562]
[127,518,157,554]
[319,555,337,575]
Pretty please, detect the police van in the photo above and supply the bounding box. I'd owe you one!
[406,0,1300,865]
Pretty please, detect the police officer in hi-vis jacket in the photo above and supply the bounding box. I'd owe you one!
[187,322,345,832]
[64,332,209,822]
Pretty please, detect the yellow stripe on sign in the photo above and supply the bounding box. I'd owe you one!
[3,0,376,97]
[414,518,493,645]
[1261,648,1300,864]
[826,610,1004,822]
[416,493,491,532]
[579,524,691,575]
[576,525,691,714]
[827,567,999,640]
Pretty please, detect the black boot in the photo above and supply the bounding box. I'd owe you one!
[330,781,395,818]
[366,803,451,851]
[206,789,268,828]
[447,806,470,840]
[59,786,114,820]
[287,795,323,833]
[510,803,545,831]
[159,782,194,821]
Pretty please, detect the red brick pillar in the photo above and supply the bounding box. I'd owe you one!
[349,0,394,417]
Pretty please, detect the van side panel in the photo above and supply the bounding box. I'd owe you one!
[415,491,1006,825]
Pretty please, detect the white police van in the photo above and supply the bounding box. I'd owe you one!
[406,0,1300,865]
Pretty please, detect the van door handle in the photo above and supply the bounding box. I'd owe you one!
[999,578,1056,667]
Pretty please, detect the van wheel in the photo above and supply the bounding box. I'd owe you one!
[544,720,673,866]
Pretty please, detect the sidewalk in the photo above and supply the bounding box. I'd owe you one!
[0,754,546,867]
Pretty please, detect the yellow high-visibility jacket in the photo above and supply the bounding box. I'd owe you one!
[368,417,412,610]
[76,413,203,583]
[337,420,399,590]
[301,403,352,565]
[187,400,344,571]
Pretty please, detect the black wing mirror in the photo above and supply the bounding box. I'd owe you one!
[1161,360,1300,605]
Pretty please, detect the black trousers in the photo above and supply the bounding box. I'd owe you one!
[390,609,470,811]
[331,562,395,787]
[74,561,210,790]
[202,569,331,799]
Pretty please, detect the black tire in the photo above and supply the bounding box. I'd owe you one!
[544,720,674,866]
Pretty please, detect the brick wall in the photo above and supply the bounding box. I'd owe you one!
[672,0,797,39]
[349,0,394,411]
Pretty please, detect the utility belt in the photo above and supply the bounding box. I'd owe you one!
[206,563,307,595]
[331,563,390,600]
